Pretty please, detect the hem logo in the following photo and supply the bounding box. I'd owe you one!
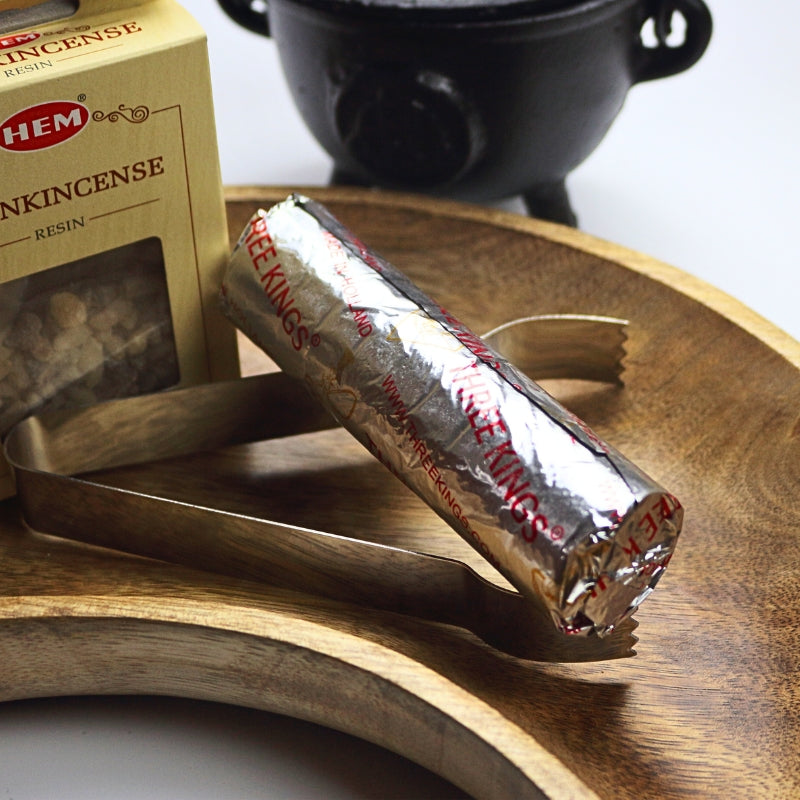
[1,101,90,153]
[0,32,41,51]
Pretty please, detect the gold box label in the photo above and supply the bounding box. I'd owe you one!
[0,0,238,497]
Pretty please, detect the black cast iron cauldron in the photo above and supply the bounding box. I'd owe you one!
[217,0,712,225]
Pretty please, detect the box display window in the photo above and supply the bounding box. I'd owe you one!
[0,237,179,435]
[0,1,78,34]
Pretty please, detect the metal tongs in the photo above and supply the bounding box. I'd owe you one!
[5,314,637,662]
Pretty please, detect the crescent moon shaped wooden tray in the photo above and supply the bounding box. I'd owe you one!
[2,186,799,799]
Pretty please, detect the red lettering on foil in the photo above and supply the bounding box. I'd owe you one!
[439,307,503,372]
[655,493,681,522]
[637,494,682,543]
[243,215,310,351]
[638,512,659,542]
[448,354,564,545]
[622,536,643,558]
[324,231,373,337]
[589,576,609,598]
[380,373,501,568]
[565,408,610,455]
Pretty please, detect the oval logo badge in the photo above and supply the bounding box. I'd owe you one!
[0,32,41,51]
[1,101,90,153]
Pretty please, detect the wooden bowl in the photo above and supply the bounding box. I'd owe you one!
[2,186,798,799]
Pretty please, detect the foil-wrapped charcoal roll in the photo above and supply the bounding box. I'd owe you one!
[220,194,683,637]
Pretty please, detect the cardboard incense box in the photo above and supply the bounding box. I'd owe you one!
[0,0,239,498]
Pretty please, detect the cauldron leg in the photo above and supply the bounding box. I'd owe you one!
[330,166,371,188]
[523,180,578,227]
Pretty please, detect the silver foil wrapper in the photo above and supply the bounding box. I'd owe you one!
[220,195,683,636]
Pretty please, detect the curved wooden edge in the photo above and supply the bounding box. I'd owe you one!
[5,186,790,799]
[0,594,597,800]
[224,185,800,368]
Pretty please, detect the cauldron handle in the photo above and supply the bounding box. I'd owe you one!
[216,0,271,37]
[633,0,712,83]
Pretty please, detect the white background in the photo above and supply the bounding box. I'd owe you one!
[188,0,799,342]
[1,0,798,798]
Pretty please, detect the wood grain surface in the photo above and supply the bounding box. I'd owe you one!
[2,186,799,799]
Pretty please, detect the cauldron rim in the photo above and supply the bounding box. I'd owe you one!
[267,0,630,24]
